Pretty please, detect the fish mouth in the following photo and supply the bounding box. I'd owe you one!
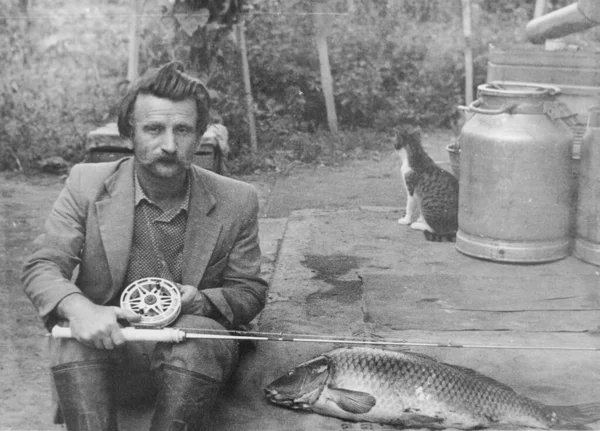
[264,388,307,410]
[264,387,277,399]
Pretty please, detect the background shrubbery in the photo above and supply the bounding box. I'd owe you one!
[0,0,588,173]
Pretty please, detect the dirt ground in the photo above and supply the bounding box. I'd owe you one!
[0,129,458,430]
[2,173,73,430]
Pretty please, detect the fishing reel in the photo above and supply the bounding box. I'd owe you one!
[120,277,182,328]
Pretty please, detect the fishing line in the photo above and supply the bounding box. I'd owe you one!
[174,327,600,351]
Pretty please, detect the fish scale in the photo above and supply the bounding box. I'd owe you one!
[327,349,489,426]
[329,348,549,426]
[395,350,554,425]
[265,347,600,429]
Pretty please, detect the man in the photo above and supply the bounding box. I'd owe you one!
[21,61,268,431]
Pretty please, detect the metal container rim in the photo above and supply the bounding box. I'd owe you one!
[479,81,561,99]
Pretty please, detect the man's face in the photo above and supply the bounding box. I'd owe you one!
[131,94,199,179]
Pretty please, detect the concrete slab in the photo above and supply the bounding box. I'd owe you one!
[213,209,386,431]
[362,273,600,331]
[258,217,289,285]
[262,130,454,218]
[213,207,600,430]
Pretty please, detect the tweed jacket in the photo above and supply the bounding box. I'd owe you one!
[21,157,268,331]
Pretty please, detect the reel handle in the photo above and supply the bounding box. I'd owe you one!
[51,326,186,343]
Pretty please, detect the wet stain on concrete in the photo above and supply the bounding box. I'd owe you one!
[301,254,366,315]
[307,279,363,305]
[301,254,365,280]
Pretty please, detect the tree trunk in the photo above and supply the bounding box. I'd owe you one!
[127,0,141,82]
[314,2,338,134]
[17,0,30,35]
[460,0,473,105]
[534,0,548,18]
[18,0,28,14]
[237,19,258,153]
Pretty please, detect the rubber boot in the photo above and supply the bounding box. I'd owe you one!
[149,364,222,431]
[51,359,118,431]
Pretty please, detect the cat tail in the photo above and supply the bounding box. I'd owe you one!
[550,402,600,429]
[423,230,456,243]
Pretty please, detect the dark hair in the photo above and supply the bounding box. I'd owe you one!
[117,61,211,139]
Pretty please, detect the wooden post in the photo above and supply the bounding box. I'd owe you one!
[315,2,338,134]
[237,19,258,152]
[534,0,548,18]
[18,0,29,31]
[460,0,473,105]
[127,0,141,83]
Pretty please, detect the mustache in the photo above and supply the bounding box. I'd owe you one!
[155,154,181,163]
[152,155,192,168]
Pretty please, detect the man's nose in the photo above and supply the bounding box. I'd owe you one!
[161,130,177,155]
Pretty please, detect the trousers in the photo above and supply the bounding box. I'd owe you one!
[50,314,239,409]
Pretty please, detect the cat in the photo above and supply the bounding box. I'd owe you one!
[394,125,459,242]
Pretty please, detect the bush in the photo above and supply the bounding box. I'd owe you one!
[242,0,536,136]
[2,0,597,173]
[0,0,129,171]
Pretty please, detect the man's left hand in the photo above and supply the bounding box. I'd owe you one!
[176,283,214,317]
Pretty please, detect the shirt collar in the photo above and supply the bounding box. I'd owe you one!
[134,170,191,214]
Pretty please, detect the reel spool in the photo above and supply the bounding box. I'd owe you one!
[120,278,182,328]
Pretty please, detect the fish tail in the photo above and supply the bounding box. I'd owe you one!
[551,402,600,429]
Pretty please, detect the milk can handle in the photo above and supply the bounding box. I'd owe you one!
[465,99,517,115]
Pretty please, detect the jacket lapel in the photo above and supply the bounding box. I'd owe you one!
[95,158,135,291]
[182,168,221,287]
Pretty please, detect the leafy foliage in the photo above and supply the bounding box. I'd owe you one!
[0,0,130,170]
[242,0,530,137]
[2,0,599,173]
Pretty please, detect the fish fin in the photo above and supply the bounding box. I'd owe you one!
[328,386,376,414]
[550,402,600,429]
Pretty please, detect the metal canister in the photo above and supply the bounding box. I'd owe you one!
[574,106,600,265]
[456,82,574,263]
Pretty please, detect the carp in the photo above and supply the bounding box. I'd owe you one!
[264,346,600,429]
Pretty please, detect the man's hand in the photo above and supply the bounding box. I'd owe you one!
[176,283,213,317]
[56,294,141,350]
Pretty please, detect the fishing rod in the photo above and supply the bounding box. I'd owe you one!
[51,278,600,352]
[50,326,600,352]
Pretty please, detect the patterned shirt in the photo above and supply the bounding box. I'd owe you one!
[123,172,191,289]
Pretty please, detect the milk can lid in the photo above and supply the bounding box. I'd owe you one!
[480,81,561,99]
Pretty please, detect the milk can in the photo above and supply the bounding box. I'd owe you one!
[456,82,574,263]
[574,106,600,266]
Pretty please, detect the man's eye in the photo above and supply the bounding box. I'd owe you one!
[145,125,163,133]
[174,126,194,134]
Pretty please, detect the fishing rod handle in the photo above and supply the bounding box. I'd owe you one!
[51,326,186,343]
